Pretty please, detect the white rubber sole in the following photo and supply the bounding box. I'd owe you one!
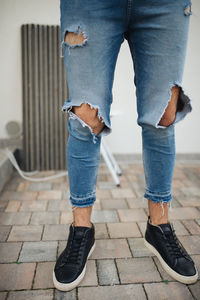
[144,238,198,284]
[53,241,96,291]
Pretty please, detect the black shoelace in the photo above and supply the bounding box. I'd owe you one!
[164,228,190,260]
[60,234,84,267]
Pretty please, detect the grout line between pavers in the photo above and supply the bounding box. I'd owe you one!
[142,283,149,300]
[114,258,121,285]
[152,256,165,282]
[95,259,100,286]
[104,222,110,239]
[136,221,144,237]
[179,220,191,235]
[149,256,162,281]
[126,237,134,258]
[188,284,199,300]
[40,224,45,241]
[31,262,38,290]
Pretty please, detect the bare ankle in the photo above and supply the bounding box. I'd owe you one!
[148,199,169,226]
[72,205,93,228]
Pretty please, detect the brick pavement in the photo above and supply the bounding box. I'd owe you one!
[0,160,200,299]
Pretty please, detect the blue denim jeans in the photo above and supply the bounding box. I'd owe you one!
[60,0,192,207]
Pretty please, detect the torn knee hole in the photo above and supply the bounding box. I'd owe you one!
[158,86,180,127]
[64,27,87,46]
[72,103,105,135]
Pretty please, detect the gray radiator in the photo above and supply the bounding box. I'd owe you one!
[21,24,68,171]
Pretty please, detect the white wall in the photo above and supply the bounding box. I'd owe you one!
[0,0,200,153]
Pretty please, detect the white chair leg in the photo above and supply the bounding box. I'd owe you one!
[100,139,121,186]
[101,138,122,175]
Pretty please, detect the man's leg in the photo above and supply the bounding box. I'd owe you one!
[126,0,197,284]
[148,86,179,226]
[69,103,105,228]
[55,0,126,291]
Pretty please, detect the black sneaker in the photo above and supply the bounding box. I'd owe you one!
[144,217,198,284]
[53,222,96,291]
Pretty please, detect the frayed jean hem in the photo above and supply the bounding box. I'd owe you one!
[70,196,95,207]
[144,191,172,203]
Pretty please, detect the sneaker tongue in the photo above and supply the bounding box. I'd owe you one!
[73,226,89,237]
[158,223,172,234]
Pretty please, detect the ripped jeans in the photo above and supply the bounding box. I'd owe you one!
[60,0,192,207]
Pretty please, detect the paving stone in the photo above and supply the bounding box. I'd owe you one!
[91,210,119,223]
[0,263,36,291]
[93,199,101,210]
[180,187,200,197]
[47,199,70,211]
[19,241,57,262]
[57,240,67,257]
[7,289,53,300]
[78,284,146,300]
[191,255,200,280]
[178,235,200,255]
[111,188,136,199]
[0,212,31,225]
[5,201,21,212]
[96,189,111,199]
[0,191,37,201]
[60,211,73,224]
[128,237,154,257]
[0,242,22,262]
[0,292,7,300]
[43,224,69,241]
[19,200,48,212]
[129,182,144,198]
[169,207,200,220]
[188,280,200,300]
[153,257,174,282]
[37,190,62,200]
[0,201,7,212]
[0,226,11,241]
[137,221,147,237]
[178,197,200,207]
[29,182,52,191]
[100,199,128,209]
[172,188,186,201]
[94,223,109,239]
[144,282,193,300]
[3,178,19,191]
[62,189,70,200]
[172,179,187,188]
[97,259,119,285]
[16,181,30,192]
[126,197,148,209]
[170,197,181,207]
[182,220,200,235]
[55,289,76,300]
[138,220,189,237]
[79,260,98,286]
[116,257,161,283]
[8,225,43,241]
[171,220,190,235]
[173,166,188,179]
[107,222,141,238]
[53,182,68,190]
[97,181,116,190]
[30,211,60,225]
[118,208,147,222]
[90,239,131,259]
[33,262,55,288]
